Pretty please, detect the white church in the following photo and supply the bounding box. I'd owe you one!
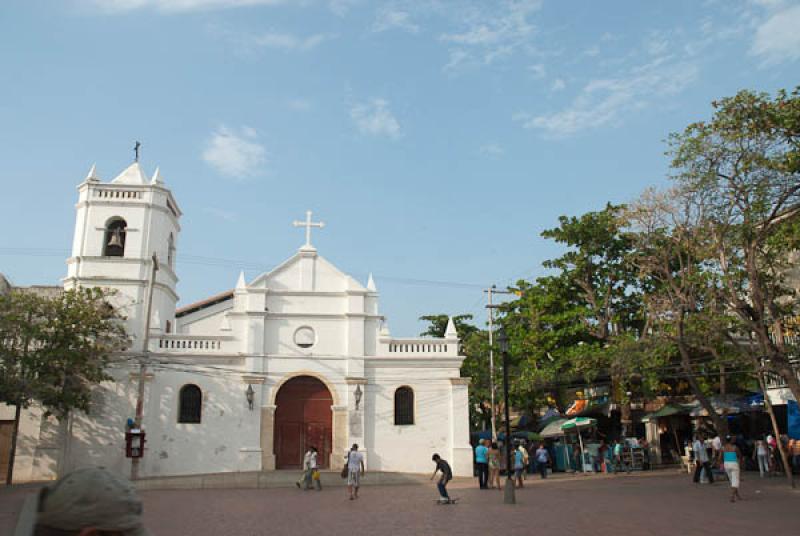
[7,161,472,481]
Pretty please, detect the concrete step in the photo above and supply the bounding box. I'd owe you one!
[133,470,455,491]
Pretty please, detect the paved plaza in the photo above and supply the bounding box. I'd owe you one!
[3,471,798,535]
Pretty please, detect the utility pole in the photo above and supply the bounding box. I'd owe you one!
[496,327,515,505]
[131,253,158,481]
[485,285,512,440]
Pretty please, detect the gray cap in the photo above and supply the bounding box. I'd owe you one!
[15,466,150,536]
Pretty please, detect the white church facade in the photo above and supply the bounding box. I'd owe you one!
[6,161,473,482]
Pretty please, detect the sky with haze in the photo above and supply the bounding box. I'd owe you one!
[1,0,799,336]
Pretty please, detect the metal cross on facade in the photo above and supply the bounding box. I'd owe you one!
[293,210,325,248]
[134,141,141,162]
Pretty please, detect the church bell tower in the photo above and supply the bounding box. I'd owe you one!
[64,156,182,351]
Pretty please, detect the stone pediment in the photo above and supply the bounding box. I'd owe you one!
[248,250,368,293]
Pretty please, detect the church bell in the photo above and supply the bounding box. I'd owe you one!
[107,228,123,248]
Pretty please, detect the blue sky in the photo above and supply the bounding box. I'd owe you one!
[1,0,799,336]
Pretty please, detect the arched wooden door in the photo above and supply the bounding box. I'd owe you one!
[274,376,333,469]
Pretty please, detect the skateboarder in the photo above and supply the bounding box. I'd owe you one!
[430,453,454,504]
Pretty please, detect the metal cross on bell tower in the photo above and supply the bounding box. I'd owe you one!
[292,210,325,249]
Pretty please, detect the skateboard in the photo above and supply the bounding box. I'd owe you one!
[435,498,459,505]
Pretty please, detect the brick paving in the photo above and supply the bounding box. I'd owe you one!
[3,471,798,535]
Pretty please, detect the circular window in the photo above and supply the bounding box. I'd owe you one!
[294,326,316,349]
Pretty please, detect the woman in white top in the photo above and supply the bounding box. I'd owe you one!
[753,438,769,478]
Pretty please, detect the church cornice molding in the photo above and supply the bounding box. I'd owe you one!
[251,289,370,297]
[227,311,381,320]
[66,256,179,285]
[62,275,180,301]
[365,357,465,368]
[266,353,351,361]
[75,199,182,230]
[141,352,246,362]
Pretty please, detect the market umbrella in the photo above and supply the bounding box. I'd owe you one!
[540,418,570,438]
[561,417,597,471]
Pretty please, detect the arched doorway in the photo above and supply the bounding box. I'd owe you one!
[274,376,333,469]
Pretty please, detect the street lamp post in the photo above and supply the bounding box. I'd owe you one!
[497,327,515,505]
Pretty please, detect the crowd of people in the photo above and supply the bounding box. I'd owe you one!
[14,432,797,532]
[689,431,800,503]
[471,435,652,488]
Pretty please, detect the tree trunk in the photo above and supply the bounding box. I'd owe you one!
[676,337,728,436]
[5,403,21,485]
[756,373,795,489]
[620,401,632,438]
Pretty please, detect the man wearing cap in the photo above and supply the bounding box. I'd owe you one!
[15,466,151,536]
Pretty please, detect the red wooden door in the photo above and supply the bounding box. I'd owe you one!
[277,423,303,468]
[274,376,332,469]
[305,423,330,469]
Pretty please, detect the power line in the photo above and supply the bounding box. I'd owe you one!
[0,247,487,291]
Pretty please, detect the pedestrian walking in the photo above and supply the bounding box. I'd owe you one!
[692,435,714,484]
[475,439,489,489]
[514,443,525,488]
[711,433,723,467]
[613,440,626,474]
[789,438,800,475]
[598,440,609,473]
[753,438,769,478]
[297,446,315,490]
[309,446,322,490]
[430,453,453,503]
[535,443,550,479]
[345,443,365,500]
[488,441,501,490]
[722,435,743,503]
[767,433,779,475]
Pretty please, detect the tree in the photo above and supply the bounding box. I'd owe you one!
[668,87,800,403]
[626,187,737,435]
[0,287,128,484]
[534,204,647,433]
[501,275,587,412]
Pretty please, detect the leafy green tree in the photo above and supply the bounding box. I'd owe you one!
[0,287,128,484]
[668,87,800,403]
[509,204,648,433]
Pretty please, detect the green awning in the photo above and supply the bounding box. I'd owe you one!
[642,404,692,423]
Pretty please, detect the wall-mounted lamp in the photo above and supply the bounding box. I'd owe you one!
[354,384,363,410]
[246,384,255,411]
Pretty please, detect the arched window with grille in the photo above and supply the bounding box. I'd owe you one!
[394,386,414,425]
[103,218,127,257]
[178,384,202,423]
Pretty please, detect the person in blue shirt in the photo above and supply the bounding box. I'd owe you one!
[474,439,489,489]
[534,443,550,479]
